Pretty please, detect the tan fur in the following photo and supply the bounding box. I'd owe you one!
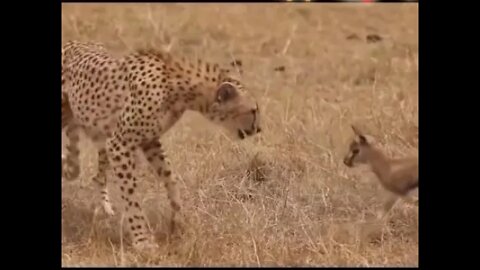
[61,41,261,251]
[343,125,418,219]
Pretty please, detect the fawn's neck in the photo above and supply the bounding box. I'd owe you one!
[365,147,392,187]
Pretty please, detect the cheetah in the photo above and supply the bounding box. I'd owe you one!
[61,40,262,250]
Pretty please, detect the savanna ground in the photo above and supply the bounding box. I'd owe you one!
[61,3,418,267]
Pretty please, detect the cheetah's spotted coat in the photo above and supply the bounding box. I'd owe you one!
[61,41,261,250]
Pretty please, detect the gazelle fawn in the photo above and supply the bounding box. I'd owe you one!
[343,125,418,220]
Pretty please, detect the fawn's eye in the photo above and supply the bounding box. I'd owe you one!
[352,149,359,154]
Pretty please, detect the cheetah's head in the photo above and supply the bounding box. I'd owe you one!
[206,77,261,140]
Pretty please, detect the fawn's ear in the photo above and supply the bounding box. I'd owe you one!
[358,134,369,145]
[351,125,375,145]
[351,125,363,136]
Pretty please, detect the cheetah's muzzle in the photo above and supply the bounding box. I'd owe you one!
[343,157,353,167]
[238,127,261,139]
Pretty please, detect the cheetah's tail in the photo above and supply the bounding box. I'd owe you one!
[62,91,73,130]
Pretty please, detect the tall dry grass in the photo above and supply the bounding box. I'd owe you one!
[61,3,418,266]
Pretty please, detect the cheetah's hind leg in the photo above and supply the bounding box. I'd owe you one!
[62,125,81,181]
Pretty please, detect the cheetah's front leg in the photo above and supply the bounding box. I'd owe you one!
[92,148,115,216]
[140,139,182,234]
[106,132,158,251]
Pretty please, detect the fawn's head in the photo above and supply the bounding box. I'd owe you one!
[343,125,376,167]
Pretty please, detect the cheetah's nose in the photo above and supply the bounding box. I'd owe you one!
[343,158,353,167]
[238,129,246,139]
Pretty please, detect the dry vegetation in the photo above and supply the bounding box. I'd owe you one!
[61,3,418,267]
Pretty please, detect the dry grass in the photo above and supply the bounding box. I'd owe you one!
[61,3,418,267]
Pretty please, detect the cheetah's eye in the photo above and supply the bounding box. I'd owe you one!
[352,149,359,154]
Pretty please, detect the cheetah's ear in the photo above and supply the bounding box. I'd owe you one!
[230,59,243,75]
[215,83,238,103]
